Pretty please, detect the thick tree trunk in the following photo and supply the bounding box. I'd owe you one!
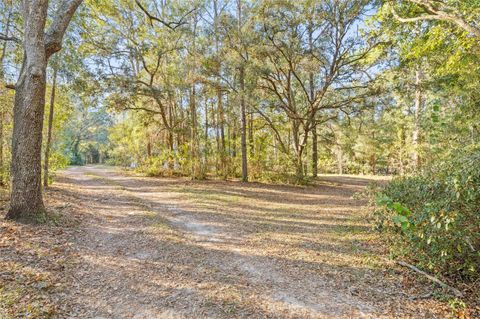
[6,0,82,222]
[6,2,49,221]
[295,151,304,179]
[292,121,305,179]
[43,66,57,187]
[7,61,48,221]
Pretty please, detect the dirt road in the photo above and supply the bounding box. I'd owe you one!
[50,166,445,318]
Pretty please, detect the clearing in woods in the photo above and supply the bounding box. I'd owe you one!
[1,166,451,318]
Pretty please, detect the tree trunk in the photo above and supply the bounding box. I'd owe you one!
[370,129,376,175]
[248,110,254,157]
[6,3,49,221]
[190,14,200,179]
[308,23,318,178]
[213,0,226,179]
[6,0,82,222]
[7,67,47,220]
[337,147,343,175]
[146,137,152,158]
[231,119,237,158]
[204,98,209,168]
[239,65,248,182]
[213,101,220,174]
[0,6,12,187]
[43,66,57,187]
[237,0,248,182]
[292,121,304,179]
[218,90,226,178]
[190,85,198,179]
[168,130,174,169]
[295,151,304,179]
[312,125,318,177]
[0,111,3,186]
[412,69,423,170]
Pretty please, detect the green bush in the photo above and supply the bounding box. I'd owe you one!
[373,147,480,281]
[47,152,69,184]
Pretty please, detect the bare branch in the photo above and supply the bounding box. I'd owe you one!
[0,33,20,43]
[135,0,194,31]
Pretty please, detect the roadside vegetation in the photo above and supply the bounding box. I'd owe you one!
[0,0,479,317]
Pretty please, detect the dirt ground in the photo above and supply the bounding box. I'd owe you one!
[0,166,471,318]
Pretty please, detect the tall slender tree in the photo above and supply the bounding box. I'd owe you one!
[43,62,58,187]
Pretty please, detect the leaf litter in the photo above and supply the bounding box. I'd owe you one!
[1,166,475,318]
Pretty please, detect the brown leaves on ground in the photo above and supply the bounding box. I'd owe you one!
[0,189,81,318]
[0,167,478,318]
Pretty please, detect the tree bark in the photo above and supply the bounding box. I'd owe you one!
[7,1,50,221]
[237,0,248,182]
[307,23,318,178]
[43,65,57,187]
[337,147,343,175]
[147,138,152,158]
[204,98,209,168]
[6,0,82,222]
[295,151,304,178]
[412,69,423,170]
[0,5,12,187]
[248,110,254,157]
[213,0,226,179]
[239,65,248,182]
[0,110,3,186]
[189,14,199,179]
[312,124,318,177]
[217,93,226,177]
[190,85,198,179]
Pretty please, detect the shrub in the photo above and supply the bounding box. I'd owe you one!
[372,147,480,281]
[47,152,69,184]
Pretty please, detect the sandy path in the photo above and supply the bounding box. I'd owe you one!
[54,166,443,319]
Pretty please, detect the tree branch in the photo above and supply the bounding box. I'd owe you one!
[45,0,83,58]
[0,33,20,43]
[390,1,480,39]
[135,0,194,31]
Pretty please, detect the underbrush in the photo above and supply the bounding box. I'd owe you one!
[368,147,479,300]
[256,171,313,185]
[133,156,316,185]
[134,156,185,178]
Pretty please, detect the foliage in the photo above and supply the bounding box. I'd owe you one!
[373,147,480,281]
[45,151,69,185]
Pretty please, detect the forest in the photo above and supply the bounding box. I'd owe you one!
[0,0,479,318]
